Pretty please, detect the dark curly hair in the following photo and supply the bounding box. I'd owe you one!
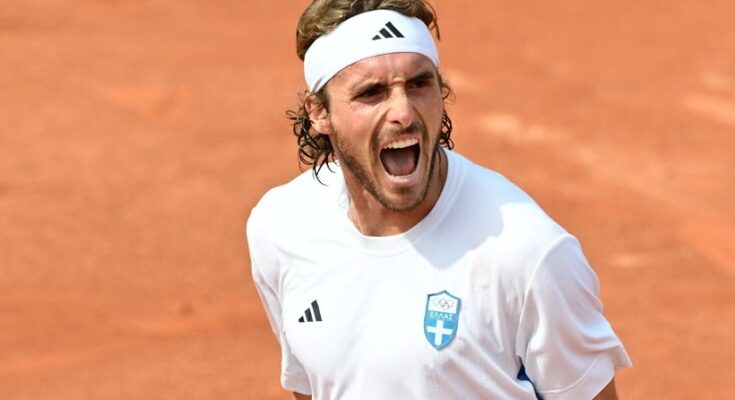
[287,0,454,179]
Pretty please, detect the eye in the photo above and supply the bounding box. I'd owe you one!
[409,78,428,88]
[358,85,382,99]
[407,76,434,91]
[353,84,384,103]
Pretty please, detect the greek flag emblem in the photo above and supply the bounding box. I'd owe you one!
[424,290,461,350]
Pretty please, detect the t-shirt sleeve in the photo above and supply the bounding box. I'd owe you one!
[247,207,312,395]
[515,234,632,399]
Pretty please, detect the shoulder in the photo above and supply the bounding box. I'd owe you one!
[246,163,346,257]
[447,151,567,266]
[246,166,344,283]
[247,165,343,236]
[438,151,572,303]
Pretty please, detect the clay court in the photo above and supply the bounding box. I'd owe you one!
[1,0,733,398]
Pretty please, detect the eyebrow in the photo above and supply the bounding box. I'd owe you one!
[351,80,383,97]
[350,68,437,96]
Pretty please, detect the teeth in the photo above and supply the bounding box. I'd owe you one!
[384,138,418,149]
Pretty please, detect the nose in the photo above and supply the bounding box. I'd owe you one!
[385,88,415,129]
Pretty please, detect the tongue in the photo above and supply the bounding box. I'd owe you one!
[380,146,417,176]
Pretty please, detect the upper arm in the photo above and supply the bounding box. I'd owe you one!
[249,207,312,395]
[293,392,312,400]
[517,236,632,398]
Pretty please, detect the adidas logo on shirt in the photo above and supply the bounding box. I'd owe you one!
[298,300,323,323]
[372,21,404,40]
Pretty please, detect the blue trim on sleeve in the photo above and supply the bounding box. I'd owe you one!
[517,365,544,400]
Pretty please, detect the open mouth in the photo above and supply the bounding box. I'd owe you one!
[379,138,420,177]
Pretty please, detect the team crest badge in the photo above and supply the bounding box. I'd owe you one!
[424,290,462,350]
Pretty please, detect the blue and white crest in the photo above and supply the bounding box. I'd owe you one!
[424,290,462,350]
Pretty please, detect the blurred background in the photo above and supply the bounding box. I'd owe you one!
[1,0,733,398]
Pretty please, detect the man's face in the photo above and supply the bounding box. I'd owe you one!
[314,52,445,212]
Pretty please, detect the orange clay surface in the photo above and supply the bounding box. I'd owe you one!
[1,1,734,399]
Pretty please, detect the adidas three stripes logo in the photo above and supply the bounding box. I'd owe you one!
[372,21,404,40]
[298,300,323,323]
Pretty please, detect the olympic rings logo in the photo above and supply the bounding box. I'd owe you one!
[432,298,455,310]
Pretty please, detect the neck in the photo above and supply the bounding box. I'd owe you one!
[347,151,448,237]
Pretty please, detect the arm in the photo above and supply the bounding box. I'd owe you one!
[293,392,312,400]
[517,236,632,398]
[593,378,618,400]
[249,212,312,397]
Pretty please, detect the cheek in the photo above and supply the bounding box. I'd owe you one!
[423,99,444,133]
[330,108,378,153]
[335,106,380,138]
[416,90,444,122]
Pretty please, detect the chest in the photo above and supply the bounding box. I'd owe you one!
[279,250,524,394]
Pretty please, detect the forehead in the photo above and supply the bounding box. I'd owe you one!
[328,52,437,89]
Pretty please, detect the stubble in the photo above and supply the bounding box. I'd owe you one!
[332,122,443,212]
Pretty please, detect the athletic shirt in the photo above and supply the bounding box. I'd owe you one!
[247,150,631,399]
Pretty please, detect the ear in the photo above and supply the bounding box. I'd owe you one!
[305,93,334,135]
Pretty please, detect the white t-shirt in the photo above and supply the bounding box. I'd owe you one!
[247,150,631,399]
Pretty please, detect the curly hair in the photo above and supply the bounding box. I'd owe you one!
[287,0,454,179]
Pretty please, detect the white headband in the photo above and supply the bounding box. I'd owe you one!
[304,9,440,92]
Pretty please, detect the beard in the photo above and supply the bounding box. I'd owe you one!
[332,121,443,212]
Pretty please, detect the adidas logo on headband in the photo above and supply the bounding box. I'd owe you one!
[372,21,405,40]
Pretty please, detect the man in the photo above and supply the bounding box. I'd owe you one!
[247,1,632,399]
